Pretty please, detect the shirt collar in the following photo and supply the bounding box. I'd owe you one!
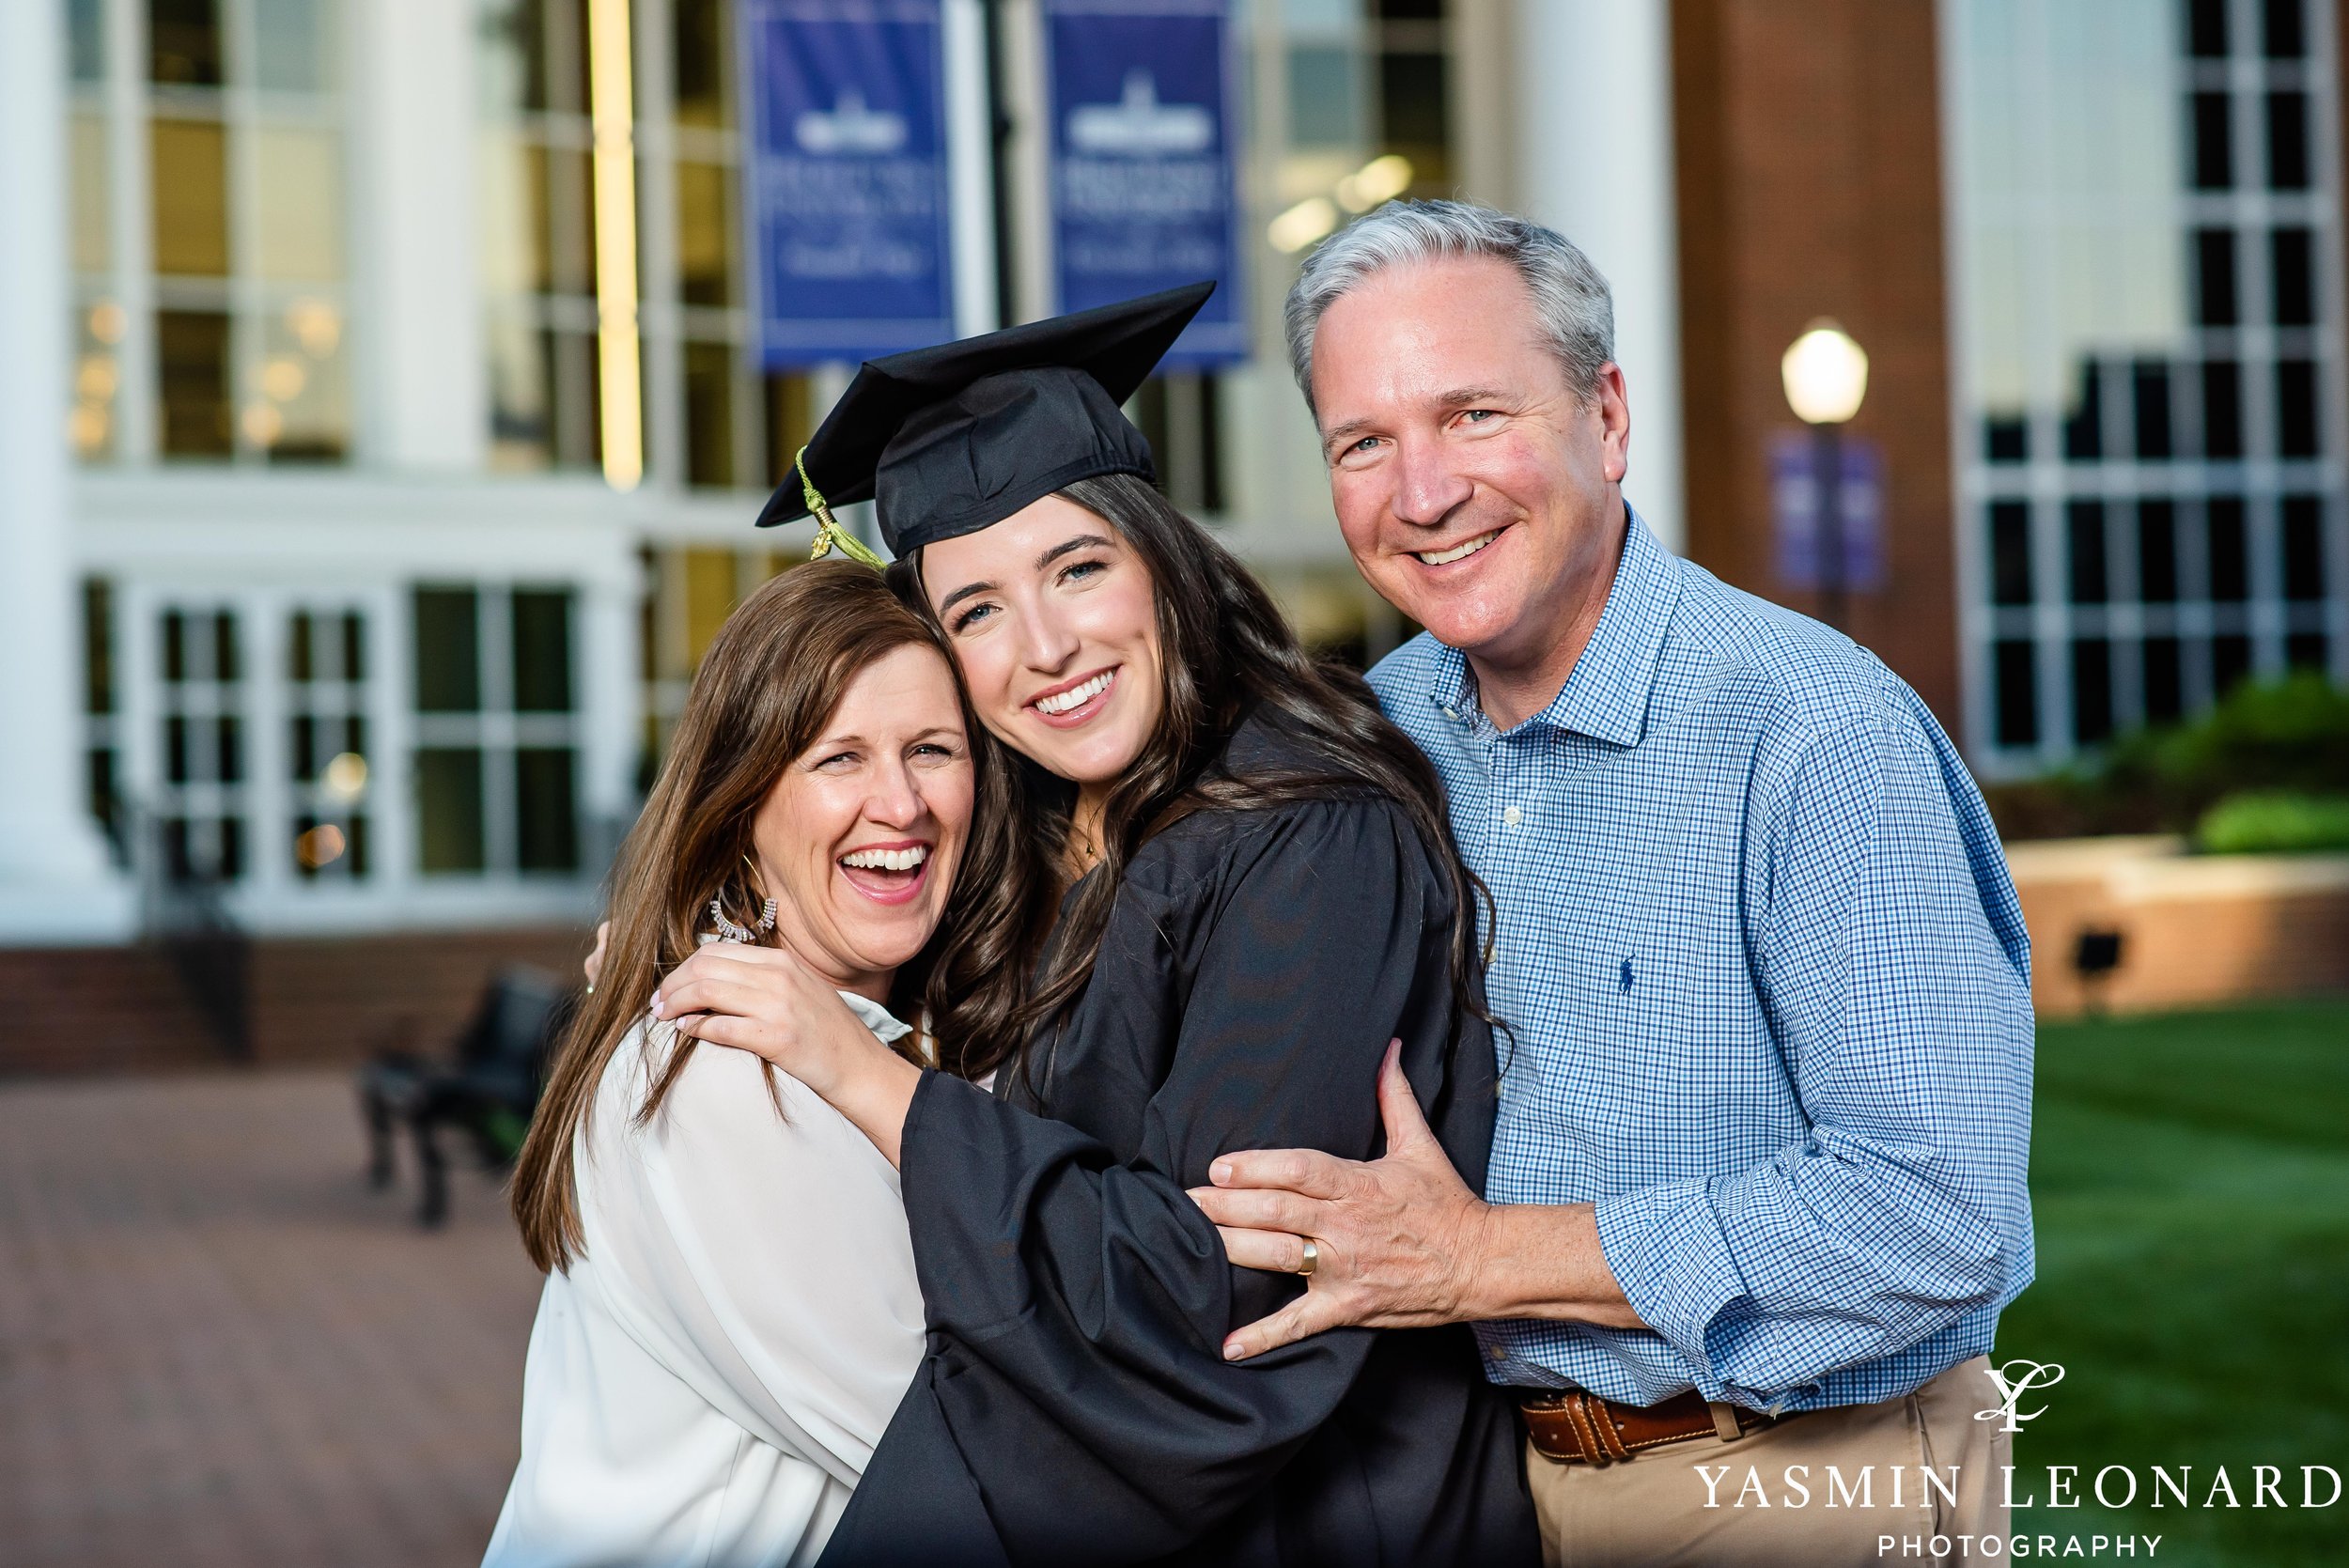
[1425,503,1682,746]
[839,989,913,1045]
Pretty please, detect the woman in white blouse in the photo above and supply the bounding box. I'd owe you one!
[484,562,1032,1568]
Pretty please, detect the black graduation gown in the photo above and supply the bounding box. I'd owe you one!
[819,712,1537,1568]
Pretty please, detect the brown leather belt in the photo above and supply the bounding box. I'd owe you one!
[1519,1389,1781,1467]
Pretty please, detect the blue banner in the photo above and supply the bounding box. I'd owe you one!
[1046,0,1246,364]
[739,0,956,365]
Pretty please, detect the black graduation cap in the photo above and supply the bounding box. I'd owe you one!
[756,281,1215,560]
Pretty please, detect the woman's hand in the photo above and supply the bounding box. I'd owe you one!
[651,945,923,1165]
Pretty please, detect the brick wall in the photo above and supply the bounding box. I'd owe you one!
[2009,838,2349,1017]
[1672,0,1963,731]
[0,927,592,1077]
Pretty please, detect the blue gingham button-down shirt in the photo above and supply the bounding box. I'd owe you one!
[1370,510,2035,1414]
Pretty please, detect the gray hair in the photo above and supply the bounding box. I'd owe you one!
[1283,199,1614,417]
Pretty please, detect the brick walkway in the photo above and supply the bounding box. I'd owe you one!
[0,1071,543,1568]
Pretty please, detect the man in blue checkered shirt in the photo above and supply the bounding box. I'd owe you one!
[1194,202,2035,1563]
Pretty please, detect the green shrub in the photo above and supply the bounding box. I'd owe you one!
[2195,790,2349,855]
[1985,674,2349,841]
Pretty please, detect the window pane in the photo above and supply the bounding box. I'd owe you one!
[673,0,728,128]
[480,0,552,116]
[766,372,814,487]
[2282,494,2326,599]
[2213,632,2252,694]
[150,118,229,276]
[683,340,736,488]
[479,133,552,294]
[2191,91,2232,190]
[255,127,345,282]
[2201,359,2243,457]
[2144,635,2184,721]
[677,160,734,306]
[2207,497,2248,601]
[1289,47,1367,149]
[2271,227,2314,326]
[254,0,337,91]
[416,748,486,873]
[2188,0,2228,56]
[2067,500,2108,603]
[487,311,552,469]
[2062,360,2103,459]
[73,303,124,461]
[2277,359,2319,457]
[515,748,580,872]
[547,147,596,296]
[150,0,224,85]
[512,589,574,711]
[412,588,481,711]
[2072,639,2113,745]
[1377,51,1448,168]
[2263,0,2306,58]
[2131,361,2171,458]
[1983,415,2027,462]
[157,309,233,457]
[1994,640,2038,748]
[1990,501,2033,605]
[2193,228,2236,325]
[84,580,115,715]
[70,115,110,274]
[2285,633,2328,669]
[257,298,350,463]
[70,0,106,80]
[2266,91,2309,190]
[2139,499,2179,602]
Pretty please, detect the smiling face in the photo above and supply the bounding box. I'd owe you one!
[748,643,973,1000]
[915,492,1165,789]
[1311,254,1631,687]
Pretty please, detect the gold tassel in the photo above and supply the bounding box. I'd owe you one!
[796,446,888,568]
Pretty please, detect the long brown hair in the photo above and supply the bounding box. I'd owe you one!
[512,561,1029,1273]
[888,474,1496,1095]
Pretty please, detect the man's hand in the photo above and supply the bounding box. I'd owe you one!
[1190,1041,1496,1359]
[1192,1041,1646,1360]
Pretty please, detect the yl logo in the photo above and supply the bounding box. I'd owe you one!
[1975,1358,2065,1433]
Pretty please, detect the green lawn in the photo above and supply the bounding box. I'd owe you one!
[1995,998,2349,1564]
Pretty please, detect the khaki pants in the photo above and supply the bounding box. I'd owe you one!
[1527,1357,2011,1568]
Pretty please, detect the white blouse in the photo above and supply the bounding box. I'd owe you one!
[482,994,926,1568]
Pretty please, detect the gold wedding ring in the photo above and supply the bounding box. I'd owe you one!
[1298,1238,1320,1278]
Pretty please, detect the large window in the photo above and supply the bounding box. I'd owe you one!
[478,0,815,484]
[68,0,353,466]
[412,585,583,876]
[1946,0,2347,766]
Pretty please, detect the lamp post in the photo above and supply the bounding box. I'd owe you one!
[1781,319,1869,630]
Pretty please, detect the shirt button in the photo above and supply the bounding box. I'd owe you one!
[1487,1343,1508,1362]
[1440,706,1458,720]
[1502,805,1522,827]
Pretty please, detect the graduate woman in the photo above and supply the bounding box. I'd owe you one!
[648,286,1536,1568]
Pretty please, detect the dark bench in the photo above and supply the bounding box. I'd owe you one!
[358,966,573,1226]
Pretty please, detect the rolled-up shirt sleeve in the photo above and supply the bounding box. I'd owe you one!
[1592,701,2035,1408]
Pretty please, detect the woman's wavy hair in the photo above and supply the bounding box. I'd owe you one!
[888,474,1495,1092]
[510,561,1030,1273]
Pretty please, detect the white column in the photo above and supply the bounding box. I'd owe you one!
[1513,0,1685,553]
[355,0,484,471]
[942,0,1002,337]
[0,0,132,942]
[578,563,642,877]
